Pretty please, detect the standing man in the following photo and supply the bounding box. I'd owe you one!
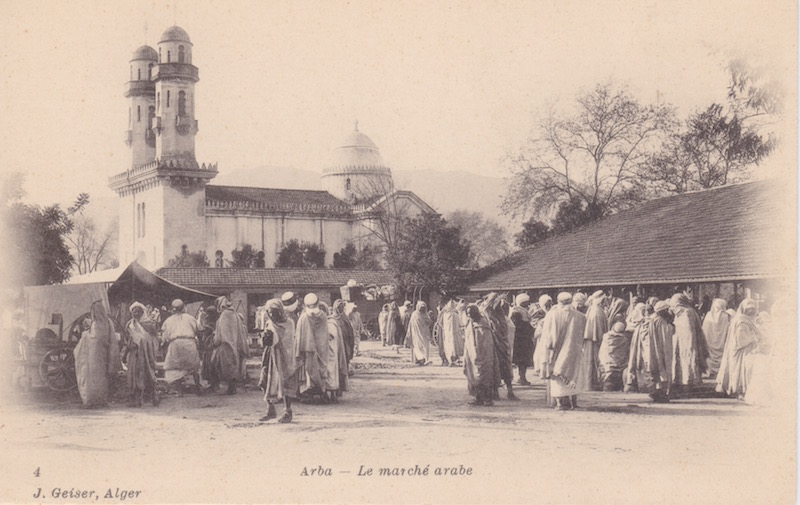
[124,302,159,407]
[160,299,203,397]
[281,292,301,324]
[670,293,709,395]
[483,293,519,401]
[406,301,433,365]
[539,292,586,410]
[346,302,364,357]
[463,304,497,406]
[259,298,299,423]
[213,296,250,395]
[510,294,535,385]
[295,293,329,401]
[583,290,609,391]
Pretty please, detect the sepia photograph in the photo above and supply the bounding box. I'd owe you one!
[0,1,797,503]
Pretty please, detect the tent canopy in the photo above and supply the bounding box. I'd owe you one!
[105,261,217,307]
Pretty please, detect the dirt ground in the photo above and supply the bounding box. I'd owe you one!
[0,339,796,504]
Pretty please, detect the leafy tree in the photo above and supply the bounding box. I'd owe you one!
[642,58,780,195]
[355,244,383,270]
[167,244,210,267]
[229,244,262,268]
[550,197,604,234]
[275,239,326,268]
[386,214,471,294]
[332,243,357,269]
[2,172,87,286]
[502,82,675,223]
[332,242,385,269]
[446,210,510,267]
[514,218,551,248]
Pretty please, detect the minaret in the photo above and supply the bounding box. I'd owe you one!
[125,46,157,167]
[153,25,199,166]
[110,26,216,270]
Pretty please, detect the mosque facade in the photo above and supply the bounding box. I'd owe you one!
[109,26,434,271]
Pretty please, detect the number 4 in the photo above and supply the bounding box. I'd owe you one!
[34,467,40,477]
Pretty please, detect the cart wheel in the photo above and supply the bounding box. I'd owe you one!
[67,313,91,344]
[39,348,77,392]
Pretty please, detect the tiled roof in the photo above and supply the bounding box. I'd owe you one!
[157,267,395,289]
[205,185,352,215]
[470,180,786,291]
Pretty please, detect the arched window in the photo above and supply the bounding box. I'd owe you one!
[178,45,185,63]
[166,90,170,108]
[157,92,160,111]
[137,105,141,122]
[159,47,162,62]
[167,50,171,63]
[137,68,141,80]
[178,91,186,115]
[346,178,351,190]
[136,203,141,238]
[215,250,224,268]
[141,202,146,237]
[148,63,153,79]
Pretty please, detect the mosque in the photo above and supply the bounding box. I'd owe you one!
[109,25,435,271]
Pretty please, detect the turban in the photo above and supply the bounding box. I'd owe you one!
[515,293,531,306]
[557,292,572,304]
[171,299,185,311]
[303,293,319,307]
[281,291,299,312]
[129,301,147,314]
[538,294,553,307]
[416,301,427,311]
[654,300,670,313]
[265,298,282,311]
[612,321,626,333]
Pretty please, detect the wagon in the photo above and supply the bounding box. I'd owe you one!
[18,283,107,391]
[18,261,216,392]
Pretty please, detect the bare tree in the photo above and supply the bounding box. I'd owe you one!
[502,82,676,221]
[67,214,118,275]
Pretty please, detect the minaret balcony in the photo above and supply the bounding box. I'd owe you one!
[176,115,198,135]
[152,63,199,82]
[124,130,132,147]
[124,80,155,98]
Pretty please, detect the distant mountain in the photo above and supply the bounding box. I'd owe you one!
[215,165,516,231]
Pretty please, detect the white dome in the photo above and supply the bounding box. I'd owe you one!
[324,124,390,176]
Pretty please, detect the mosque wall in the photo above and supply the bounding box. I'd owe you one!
[205,214,354,267]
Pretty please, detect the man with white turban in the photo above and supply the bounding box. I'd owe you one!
[124,302,159,407]
[160,299,203,397]
[406,301,433,365]
[435,296,466,366]
[294,293,329,402]
[531,294,553,377]
[259,298,299,423]
[670,293,709,392]
[702,298,730,378]
[539,292,587,410]
[715,299,761,399]
[510,293,535,385]
[583,290,609,391]
[212,296,250,395]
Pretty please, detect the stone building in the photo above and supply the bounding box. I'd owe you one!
[109,26,434,271]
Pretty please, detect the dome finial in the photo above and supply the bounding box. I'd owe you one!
[354,120,358,132]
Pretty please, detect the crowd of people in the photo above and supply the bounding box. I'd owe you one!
[68,287,778,418]
[453,290,778,410]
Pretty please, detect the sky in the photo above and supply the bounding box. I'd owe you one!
[1,0,796,213]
